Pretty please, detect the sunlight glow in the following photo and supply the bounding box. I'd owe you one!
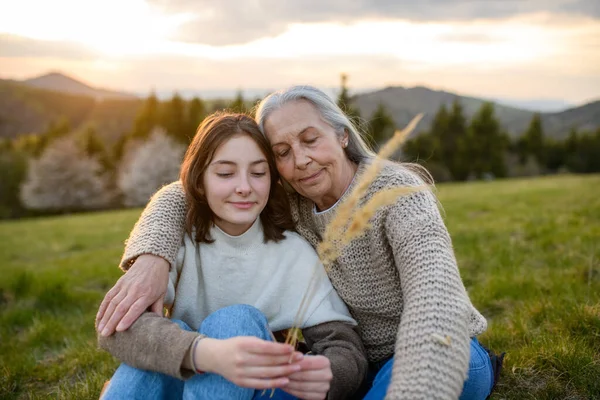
[0,2,597,74]
[0,0,193,56]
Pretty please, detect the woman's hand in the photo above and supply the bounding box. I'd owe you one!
[281,355,332,400]
[96,254,170,336]
[195,337,305,389]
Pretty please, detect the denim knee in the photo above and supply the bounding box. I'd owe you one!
[171,319,193,331]
[199,304,270,340]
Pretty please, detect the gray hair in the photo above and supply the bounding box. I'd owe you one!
[255,85,375,163]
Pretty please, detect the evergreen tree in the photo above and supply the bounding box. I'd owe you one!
[162,93,188,143]
[469,102,507,179]
[443,100,470,180]
[427,104,449,163]
[523,113,545,166]
[229,90,247,114]
[132,92,160,140]
[187,97,206,135]
[368,103,395,150]
[77,125,112,171]
[336,74,360,121]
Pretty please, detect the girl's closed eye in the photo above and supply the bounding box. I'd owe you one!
[216,172,234,178]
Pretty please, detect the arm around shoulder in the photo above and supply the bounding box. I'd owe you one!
[120,181,187,271]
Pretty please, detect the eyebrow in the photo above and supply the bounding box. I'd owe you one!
[210,159,268,166]
[271,126,315,147]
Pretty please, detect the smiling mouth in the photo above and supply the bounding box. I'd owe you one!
[299,169,323,183]
[229,202,255,209]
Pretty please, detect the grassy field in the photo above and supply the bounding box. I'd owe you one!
[1,174,599,399]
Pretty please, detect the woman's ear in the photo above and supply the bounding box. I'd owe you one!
[341,129,349,148]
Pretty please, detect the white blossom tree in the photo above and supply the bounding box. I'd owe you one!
[20,137,113,211]
[118,128,185,207]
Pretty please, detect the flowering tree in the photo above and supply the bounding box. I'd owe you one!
[20,137,113,211]
[118,128,185,207]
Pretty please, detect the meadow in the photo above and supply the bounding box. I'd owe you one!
[1,174,599,400]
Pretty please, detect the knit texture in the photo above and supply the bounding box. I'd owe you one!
[120,161,487,399]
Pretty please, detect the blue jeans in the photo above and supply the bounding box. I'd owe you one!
[362,338,494,400]
[101,304,297,400]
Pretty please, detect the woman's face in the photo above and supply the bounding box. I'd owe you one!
[264,100,352,209]
[203,134,271,236]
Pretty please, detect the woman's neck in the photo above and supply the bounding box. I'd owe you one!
[314,160,358,211]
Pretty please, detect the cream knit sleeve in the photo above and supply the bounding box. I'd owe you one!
[384,188,471,399]
[120,181,187,271]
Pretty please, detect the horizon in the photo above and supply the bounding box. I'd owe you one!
[1,1,599,105]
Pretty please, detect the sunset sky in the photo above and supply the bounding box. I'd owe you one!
[1,0,599,104]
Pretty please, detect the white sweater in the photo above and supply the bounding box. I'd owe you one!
[164,218,356,332]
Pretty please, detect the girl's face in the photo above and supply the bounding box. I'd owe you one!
[203,134,271,236]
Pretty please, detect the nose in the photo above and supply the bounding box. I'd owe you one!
[293,147,311,170]
[235,175,252,196]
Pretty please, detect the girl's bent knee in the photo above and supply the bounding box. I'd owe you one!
[200,304,270,340]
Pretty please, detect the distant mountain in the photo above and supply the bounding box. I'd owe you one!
[352,86,600,139]
[0,78,141,140]
[22,72,136,101]
[1,73,598,141]
[492,98,573,113]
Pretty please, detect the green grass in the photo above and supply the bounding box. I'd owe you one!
[1,174,599,399]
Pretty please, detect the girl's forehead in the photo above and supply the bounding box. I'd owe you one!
[211,135,267,162]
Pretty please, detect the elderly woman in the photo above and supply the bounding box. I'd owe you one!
[97,86,498,399]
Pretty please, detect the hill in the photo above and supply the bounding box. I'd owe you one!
[352,86,600,139]
[0,72,598,141]
[23,72,136,101]
[0,79,141,141]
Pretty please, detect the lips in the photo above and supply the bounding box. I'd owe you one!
[299,169,323,183]
[229,202,255,210]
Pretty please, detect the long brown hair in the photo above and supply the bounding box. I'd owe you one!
[180,112,294,243]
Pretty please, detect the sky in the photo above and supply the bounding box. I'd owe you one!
[0,0,599,104]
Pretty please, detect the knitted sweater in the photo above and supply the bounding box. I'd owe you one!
[120,161,487,399]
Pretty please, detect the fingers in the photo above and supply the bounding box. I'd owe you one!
[280,356,331,400]
[242,363,302,380]
[242,338,296,355]
[237,377,290,390]
[286,368,332,382]
[149,297,164,317]
[244,352,304,366]
[97,287,127,334]
[95,283,120,328]
[116,297,154,332]
[99,292,135,336]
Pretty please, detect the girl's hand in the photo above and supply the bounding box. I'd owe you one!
[281,355,332,400]
[96,254,170,336]
[195,337,305,389]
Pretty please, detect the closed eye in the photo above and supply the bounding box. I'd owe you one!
[216,173,233,178]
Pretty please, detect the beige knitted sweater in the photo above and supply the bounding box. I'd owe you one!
[121,161,487,399]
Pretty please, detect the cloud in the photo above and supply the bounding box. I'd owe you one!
[0,34,96,59]
[148,0,600,45]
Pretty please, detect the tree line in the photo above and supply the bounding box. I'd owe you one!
[0,79,598,219]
